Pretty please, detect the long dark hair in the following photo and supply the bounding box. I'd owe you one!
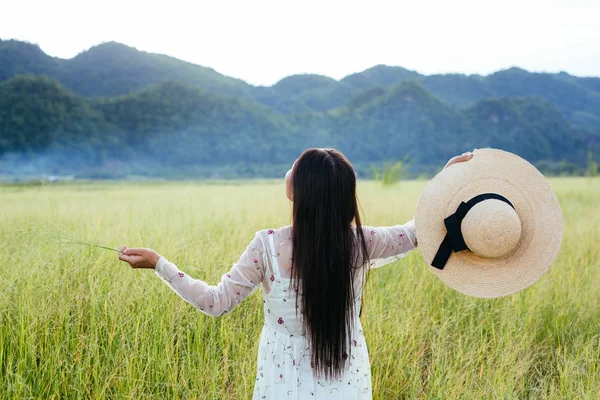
[290,148,369,380]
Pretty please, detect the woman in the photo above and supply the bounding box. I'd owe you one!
[118,148,472,399]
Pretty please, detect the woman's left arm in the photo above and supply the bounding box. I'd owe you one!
[118,233,266,317]
[362,152,473,269]
[363,220,418,269]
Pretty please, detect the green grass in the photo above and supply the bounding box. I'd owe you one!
[0,178,599,399]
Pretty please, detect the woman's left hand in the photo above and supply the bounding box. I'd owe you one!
[118,245,161,269]
[443,151,473,169]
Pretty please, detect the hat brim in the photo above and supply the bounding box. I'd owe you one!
[415,148,563,298]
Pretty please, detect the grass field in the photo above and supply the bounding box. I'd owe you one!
[0,178,599,399]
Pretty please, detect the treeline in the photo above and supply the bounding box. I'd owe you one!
[0,76,595,177]
[0,39,598,178]
[2,39,599,135]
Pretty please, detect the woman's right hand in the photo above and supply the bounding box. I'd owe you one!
[118,245,161,269]
[443,151,473,169]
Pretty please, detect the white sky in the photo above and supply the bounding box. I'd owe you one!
[1,0,599,86]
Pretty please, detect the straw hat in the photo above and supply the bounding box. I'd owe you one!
[415,148,563,298]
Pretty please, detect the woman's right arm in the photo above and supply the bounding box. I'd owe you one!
[119,233,267,317]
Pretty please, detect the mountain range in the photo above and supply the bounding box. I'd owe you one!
[0,38,598,178]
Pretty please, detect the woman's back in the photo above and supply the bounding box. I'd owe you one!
[260,225,370,337]
[256,225,368,399]
[252,223,416,399]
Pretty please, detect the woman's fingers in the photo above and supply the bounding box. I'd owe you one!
[118,254,143,268]
[118,245,137,266]
[123,247,145,256]
[454,153,473,164]
[117,247,159,269]
[118,245,128,261]
[444,152,473,169]
[453,152,472,163]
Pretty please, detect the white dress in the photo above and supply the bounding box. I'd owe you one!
[154,221,417,399]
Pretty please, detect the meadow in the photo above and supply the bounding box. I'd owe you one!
[0,178,599,399]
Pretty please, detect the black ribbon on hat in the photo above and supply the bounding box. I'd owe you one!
[431,193,515,270]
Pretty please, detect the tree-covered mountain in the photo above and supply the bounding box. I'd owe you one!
[0,39,255,99]
[0,38,597,178]
[2,38,599,136]
[0,75,112,154]
[0,75,594,177]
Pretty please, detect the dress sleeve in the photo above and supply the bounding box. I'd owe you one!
[154,232,266,317]
[363,219,417,269]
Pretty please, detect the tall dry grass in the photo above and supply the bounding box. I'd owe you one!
[0,178,598,399]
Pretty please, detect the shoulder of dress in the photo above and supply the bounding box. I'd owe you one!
[255,225,292,239]
[354,224,372,234]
